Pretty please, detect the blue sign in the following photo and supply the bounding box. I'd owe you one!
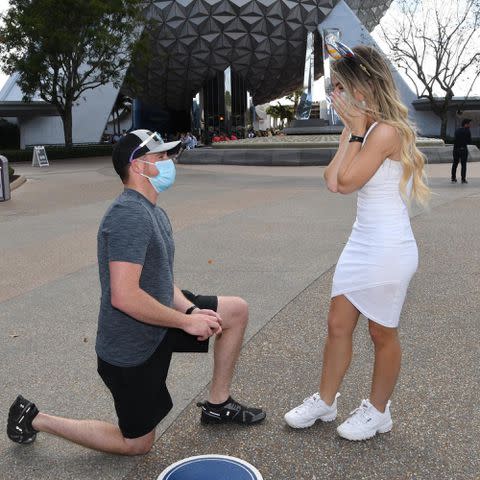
[158,455,263,480]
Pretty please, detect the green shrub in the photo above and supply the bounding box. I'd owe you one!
[8,164,15,181]
[0,119,20,149]
[2,150,31,162]
[2,144,114,163]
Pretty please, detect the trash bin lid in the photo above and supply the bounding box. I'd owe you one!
[157,454,263,480]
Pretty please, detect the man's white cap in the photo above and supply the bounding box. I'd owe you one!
[130,129,181,154]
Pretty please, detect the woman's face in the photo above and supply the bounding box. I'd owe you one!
[332,76,365,104]
[332,77,344,95]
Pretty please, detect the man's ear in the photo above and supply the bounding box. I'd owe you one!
[130,158,144,175]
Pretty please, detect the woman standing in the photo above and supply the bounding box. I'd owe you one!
[284,43,430,441]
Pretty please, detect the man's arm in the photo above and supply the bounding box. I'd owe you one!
[172,285,223,325]
[109,261,221,339]
[172,285,197,313]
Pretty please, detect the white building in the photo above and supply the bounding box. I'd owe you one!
[0,0,474,147]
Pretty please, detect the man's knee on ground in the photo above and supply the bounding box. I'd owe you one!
[123,434,154,456]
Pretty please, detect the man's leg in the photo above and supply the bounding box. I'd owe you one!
[461,150,468,183]
[193,294,265,424]
[32,414,154,455]
[8,341,173,454]
[7,394,154,455]
[209,296,248,404]
[451,150,459,181]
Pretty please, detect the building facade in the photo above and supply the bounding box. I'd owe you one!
[1,0,463,147]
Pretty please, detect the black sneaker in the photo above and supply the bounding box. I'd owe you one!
[197,397,266,425]
[451,179,457,183]
[462,179,468,184]
[7,395,39,444]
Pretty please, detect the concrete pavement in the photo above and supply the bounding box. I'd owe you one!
[1,159,479,479]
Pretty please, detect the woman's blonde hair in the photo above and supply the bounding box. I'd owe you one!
[331,45,430,206]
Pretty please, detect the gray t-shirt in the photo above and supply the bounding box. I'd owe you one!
[95,188,175,367]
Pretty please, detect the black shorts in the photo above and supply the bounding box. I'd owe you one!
[171,290,218,353]
[97,290,218,439]
[181,289,218,312]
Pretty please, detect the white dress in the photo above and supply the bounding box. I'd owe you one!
[331,122,418,328]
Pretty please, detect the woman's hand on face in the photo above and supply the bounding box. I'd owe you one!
[331,92,368,135]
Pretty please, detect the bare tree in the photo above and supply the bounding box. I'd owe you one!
[376,0,480,138]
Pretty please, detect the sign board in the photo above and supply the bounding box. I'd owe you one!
[32,146,49,167]
[158,455,263,480]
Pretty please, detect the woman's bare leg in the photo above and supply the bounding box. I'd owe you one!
[368,320,401,412]
[319,295,360,405]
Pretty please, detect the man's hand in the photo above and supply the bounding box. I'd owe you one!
[195,308,223,327]
[184,310,223,341]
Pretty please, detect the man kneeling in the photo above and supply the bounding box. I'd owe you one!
[7,130,265,455]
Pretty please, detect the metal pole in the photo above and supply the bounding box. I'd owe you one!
[295,31,315,120]
[0,155,11,202]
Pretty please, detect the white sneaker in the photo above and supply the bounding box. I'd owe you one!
[284,392,340,428]
[337,399,393,441]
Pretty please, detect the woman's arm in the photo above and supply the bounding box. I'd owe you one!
[336,124,400,194]
[324,127,350,192]
[329,91,399,194]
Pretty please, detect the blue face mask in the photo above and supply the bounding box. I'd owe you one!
[138,158,176,192]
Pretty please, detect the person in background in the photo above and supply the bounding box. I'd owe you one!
[185,132,197,149]
[451,118,472,184]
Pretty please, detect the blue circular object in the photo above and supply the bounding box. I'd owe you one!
[158,455,263,480]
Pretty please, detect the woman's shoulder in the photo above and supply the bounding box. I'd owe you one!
[370,122,399,139]
[365,122,401,160]
[368,122,400,147]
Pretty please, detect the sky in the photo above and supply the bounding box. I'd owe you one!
[0,0,478,99]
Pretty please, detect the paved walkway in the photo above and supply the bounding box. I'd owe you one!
[1,159,479,480]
